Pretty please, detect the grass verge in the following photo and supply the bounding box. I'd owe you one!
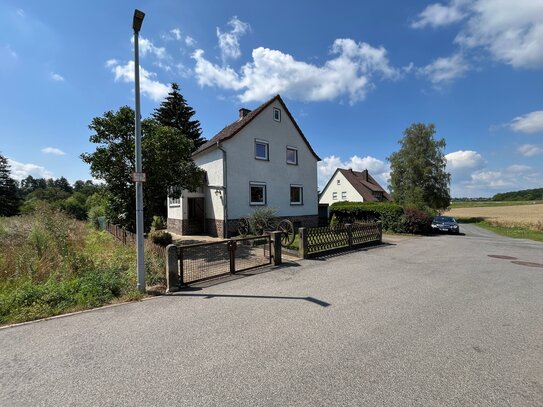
[457,218,543,243]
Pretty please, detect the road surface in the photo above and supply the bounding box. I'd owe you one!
[1,225,542,406]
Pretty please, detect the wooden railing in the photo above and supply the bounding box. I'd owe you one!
[105,222,166,258]
[298,222,382,258]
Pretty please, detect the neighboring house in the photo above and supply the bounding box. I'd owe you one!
[318,168,391,217]
[167,94,321,237]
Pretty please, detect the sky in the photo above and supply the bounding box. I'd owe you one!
[1,0,543,198]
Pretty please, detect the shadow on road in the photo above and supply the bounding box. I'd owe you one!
[168,292,331,307]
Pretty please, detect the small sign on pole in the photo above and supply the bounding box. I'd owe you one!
[132,172,146,182]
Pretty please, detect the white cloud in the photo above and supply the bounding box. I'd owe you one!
[318,155,390,190]
[510,110,543,134]
[107,60,170,101]
[170,28,181,41]
[216,16,250,62]
[445,150,485,171]
[518,144,543,156]
[131,36,167,60]
[444,149,541,196]
[411,0,466,29]
[455,0,543,68]
[41,147,65,156]
[7,159,53,181]
[193,38,399,104]
[413,1,543,69]
[507,164,532,173]
[185,36,196,47]
[50,72,64,82]
[17,9,25,18]
[418,53,470,85]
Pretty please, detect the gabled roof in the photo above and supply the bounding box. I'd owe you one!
[331,168,391,202]
[193,94,320,160]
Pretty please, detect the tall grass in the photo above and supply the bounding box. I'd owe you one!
[0,207,165,325]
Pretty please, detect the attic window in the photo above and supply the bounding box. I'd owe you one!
[286,147,298,165]
[273,108,281,122]
[336,179,340,185]
[255,139,269,160]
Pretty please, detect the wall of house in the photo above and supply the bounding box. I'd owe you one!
[319,171,364,206]
[224,100,319,221]
[167,188,205,235]
[194,148,224,222]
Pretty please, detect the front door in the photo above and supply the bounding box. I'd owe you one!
[187,197,205,234]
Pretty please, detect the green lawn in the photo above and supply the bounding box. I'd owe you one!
[450,200,543,208]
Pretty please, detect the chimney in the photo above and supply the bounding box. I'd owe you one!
[239,108,251,119]
[364,169,369,181]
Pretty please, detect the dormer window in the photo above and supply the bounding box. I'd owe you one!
[255,139,269,160]
[273,108,281,122]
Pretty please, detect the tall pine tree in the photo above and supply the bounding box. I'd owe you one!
[0,153,20,216]
[152,83,205,151]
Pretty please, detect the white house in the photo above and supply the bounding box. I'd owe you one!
[167,95,321,237]
[319,168,391,216]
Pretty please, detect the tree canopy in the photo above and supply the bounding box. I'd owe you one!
[81,106,204,231]
[152,83,205,151]
[388,123,450,211]
[0,153,20,216]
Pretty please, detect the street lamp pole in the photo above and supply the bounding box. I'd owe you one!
[133,9,145,293]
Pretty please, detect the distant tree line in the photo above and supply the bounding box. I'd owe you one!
[0,155,105,221]
[492,188,543,201]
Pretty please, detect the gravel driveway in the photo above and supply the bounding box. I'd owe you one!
[1,225,542,406]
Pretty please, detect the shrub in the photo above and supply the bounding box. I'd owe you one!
[402,207,435,234]
[151,215,166,230]
[329,202,404,232]
[247,207,277,233]
[149,230,172,246]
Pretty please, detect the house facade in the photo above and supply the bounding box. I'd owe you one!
[167,95,320,238]
[319,168,391,214]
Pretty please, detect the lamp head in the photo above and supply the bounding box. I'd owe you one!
[133,9,145,32]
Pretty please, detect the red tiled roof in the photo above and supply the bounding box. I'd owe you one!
[338,168,391,202]
[193,94,320,160]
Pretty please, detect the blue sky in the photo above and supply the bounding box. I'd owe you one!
[1,0,542,198]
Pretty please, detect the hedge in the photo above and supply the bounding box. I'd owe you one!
[329,202,404,232]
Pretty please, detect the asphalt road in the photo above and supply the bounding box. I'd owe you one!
[1,225,542,406]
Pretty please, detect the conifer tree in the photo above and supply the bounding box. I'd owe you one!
[0,153,20,216]
[152,83,205,151]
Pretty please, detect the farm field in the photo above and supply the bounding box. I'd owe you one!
[445,203,543,229]
[449,200,543,208]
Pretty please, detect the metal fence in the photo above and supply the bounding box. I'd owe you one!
[105,222,166,258]
[299,222,382,257]
[178,236,271,284]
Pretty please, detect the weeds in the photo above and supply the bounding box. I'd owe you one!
[0,207,163,325]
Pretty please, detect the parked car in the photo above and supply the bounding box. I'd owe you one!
[431,216,460,234]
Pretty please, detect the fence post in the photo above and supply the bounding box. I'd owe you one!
[346,223,353,248]
[166,244,180,292]
[377,221,383,243]
[270,231,282,266]
[299,227,308,259]
[228,240,237,273]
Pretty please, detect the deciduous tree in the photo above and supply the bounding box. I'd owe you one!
[81,106,204,231]
[388,123,450,211]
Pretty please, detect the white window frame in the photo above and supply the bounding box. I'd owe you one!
[255,139,269,161]
[286,146,298,165]
[168,187,181,207]
[332,192,338,200]
[250,182,266,205]
[290,184,303,205]
[341,191,347,200]
[273,107,281,122]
